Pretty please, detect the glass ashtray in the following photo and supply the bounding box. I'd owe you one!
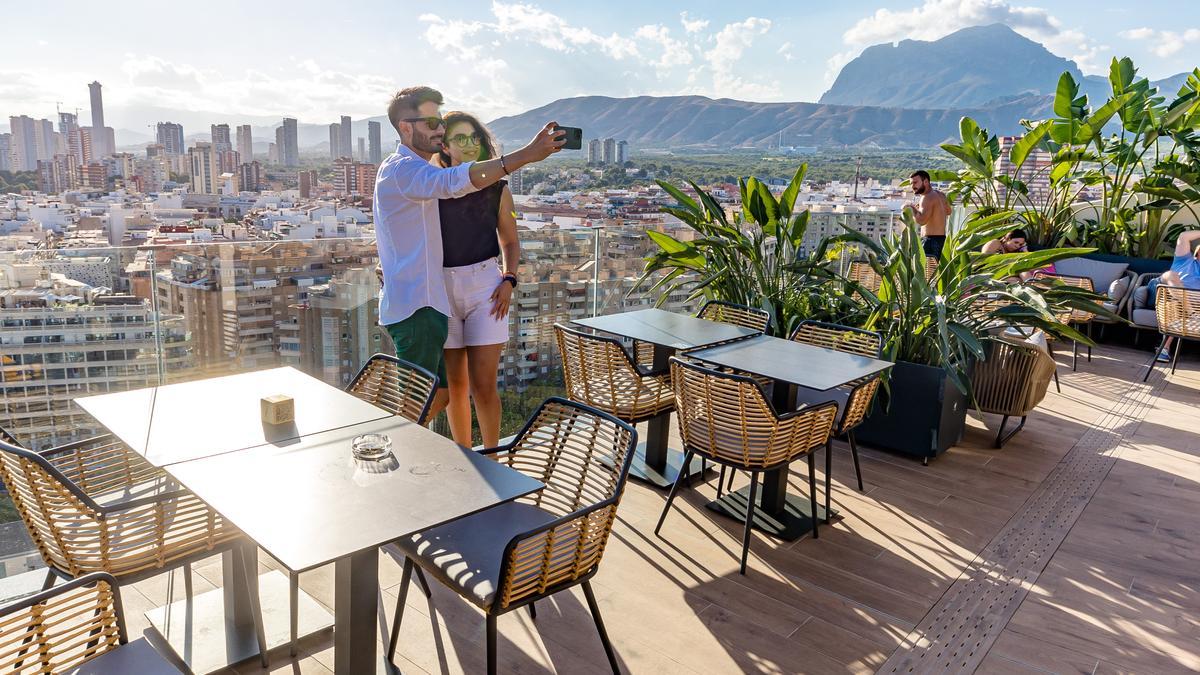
[352,433,392,461]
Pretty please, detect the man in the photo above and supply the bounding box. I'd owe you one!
[1151,229,1200,361]
[375,86,564,419]
[905,170,951,258]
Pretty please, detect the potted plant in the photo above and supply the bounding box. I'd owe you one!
[833,210,1116,461]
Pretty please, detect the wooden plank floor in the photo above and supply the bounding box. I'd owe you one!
[112,343,1199,674]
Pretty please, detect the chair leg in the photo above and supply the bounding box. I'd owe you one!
[582,580,621,674]
[739,472,759,575]
[807,452,820,540]
[486,614,498,675]
[726,465,737,493]
[994,415,1009,449]
[1086,323,1093,362]
[1053,367,1061,392]
[654,449,693,536]
[182,563,193,599]
[995,416,1026,448]
[1072,339,1079,371]
[413,565,433,599]
[848,430,864,492]
[1143,335,1165,382]
[41,568,55,591]
[823,440,832,524]
[388,557,414,662]
[1170,337,1183,374]
[528,602,537,621]
[717,465,726,498]
[289,571,299,657]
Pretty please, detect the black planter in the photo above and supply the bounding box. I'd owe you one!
[855,360,968,461]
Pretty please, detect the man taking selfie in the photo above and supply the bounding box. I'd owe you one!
[375,86,564,420]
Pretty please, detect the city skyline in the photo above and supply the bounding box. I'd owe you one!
[2,1,1198,132]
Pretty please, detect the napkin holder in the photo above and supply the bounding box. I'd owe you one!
[261,394,295,425]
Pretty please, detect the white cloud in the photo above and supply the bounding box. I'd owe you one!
[706,18,777,100]
[835,0,1106,76]
[1119,26,1200,58]
[635,24,693,73]
[680,11,709,34]
[491,1,638,60]
[777,41,794,62]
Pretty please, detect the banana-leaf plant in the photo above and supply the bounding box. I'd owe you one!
[636,164,859,337]
[830,210,1120,395]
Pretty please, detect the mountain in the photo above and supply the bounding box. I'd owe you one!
[820,23,1189,110]
[486,94,1053,150]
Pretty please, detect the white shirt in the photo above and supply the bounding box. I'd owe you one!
[374,143,478,325]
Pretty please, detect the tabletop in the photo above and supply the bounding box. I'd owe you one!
[164,416,544,572]
[572,308,761,349]
[75,367,392,466]
[686,334,893,391]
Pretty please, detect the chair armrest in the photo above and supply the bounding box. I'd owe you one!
[776,398,839,423]
[39,434,166,499]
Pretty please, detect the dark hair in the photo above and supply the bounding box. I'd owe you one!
[910,170,931,182]
[387,86,443,133]
[435,111,498,166]
[1004,228,1028,241]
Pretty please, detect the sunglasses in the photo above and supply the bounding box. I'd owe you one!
[446,132,481,147]
[401,116,445,131]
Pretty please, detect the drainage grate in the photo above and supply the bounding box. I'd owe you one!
[879,370,1165,674]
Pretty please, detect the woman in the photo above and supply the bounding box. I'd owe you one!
[434,112,518,447]
[982,228,1046,281]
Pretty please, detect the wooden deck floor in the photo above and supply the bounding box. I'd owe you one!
[117,343,1200,674]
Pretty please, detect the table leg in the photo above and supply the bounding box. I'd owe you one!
[628,343,706,488]
[335,548,393,674]
[703,382,837,541]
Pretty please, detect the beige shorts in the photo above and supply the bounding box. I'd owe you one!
[444,259,509,349]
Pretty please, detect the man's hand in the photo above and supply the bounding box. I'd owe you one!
[489,280,513,320]
[375,264,383,289]
[1176,229,1200,256]
[519,122,566,164]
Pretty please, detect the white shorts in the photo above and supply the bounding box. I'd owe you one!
[444,259,510,349]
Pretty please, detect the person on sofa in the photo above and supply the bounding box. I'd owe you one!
[1150,229,1200,361]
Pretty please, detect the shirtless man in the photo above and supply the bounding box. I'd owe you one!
[905,170,951,258]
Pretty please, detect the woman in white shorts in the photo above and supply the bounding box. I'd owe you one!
[435,112,518,447]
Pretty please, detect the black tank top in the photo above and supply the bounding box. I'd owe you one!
[439,180,506,267]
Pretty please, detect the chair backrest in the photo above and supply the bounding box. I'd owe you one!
[1155,285,1200,338]
[0,438,102,576]
[491,398,636,611]
[972,338,1055,416]
[0,572,126,673]
[847,261,882,294]
[790,320,882,358]
[347,354,438,425]
[670,357,836,468]
[555,324,663,420]
[1035,273,1096,322]
[924,256,939,282]
[697,300,771,333]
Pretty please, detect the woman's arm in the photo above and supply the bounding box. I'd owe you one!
[489,186,520,320]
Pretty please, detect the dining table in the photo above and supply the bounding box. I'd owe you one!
[685,334,893,540]
[572,308,762,487]
[75,366,543,674]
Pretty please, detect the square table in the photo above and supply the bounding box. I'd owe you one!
[686,334,893,540]
[166,415,544,674]
[572,308,762,487]
[75,366,392,466]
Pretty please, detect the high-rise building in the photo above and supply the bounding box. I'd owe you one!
[88,81,113,158]
[0,134,10,171]
[57,112,84,165]
[156,122,186,155]
[236,124,253,161]
[8,116,55,171]
[602,138,616,165]
[368,121,382,164]
[339,116,352,162]
[616,140,628,165]
[77,128,94,164]
[508,168,524,195]
[217,149,241,174]
[587,138,602,164]
[298,169,317,198]
[332,158,376,196]
[357,137,365,162]
[277,118,299,166]
[189,142,218,194]
[210,124,232,152]
[133,156,168,193]
[997,135,1052,202]
[79,163,108,189]
[238,161,263,192]
[268,142,279,164]
[36,155,80,193]
[328,123,341,159]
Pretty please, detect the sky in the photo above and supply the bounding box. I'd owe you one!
[3,0,1199,134]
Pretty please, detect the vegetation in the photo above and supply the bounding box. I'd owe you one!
[0,170,37,193]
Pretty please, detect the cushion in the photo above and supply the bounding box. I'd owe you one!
[64,638,183,674]
[1107,275,1131,301]
[1133,285,1149,308]
[1053,258,1129,292]
[1132,308,1158,328]
[395,501,559,609]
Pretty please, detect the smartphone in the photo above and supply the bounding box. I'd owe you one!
[554,126,583,150]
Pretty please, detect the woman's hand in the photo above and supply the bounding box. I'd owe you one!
[490,280,513,320]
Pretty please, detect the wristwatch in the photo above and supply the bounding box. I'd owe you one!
[502,273,518,288]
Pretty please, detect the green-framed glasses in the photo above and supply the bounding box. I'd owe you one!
[446,132,481,148]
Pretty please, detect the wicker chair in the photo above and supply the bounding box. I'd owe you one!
[387,398,637,674]
[924,256,939,282]
[847,261,882,294]
[556,323,674,423]
[1142,285,1200,382]
[971,337,1056,447]
[0,572,183,673]
[634,300,769,366]
[346,353,439,425]
[1034,272,1096,371]
[658,358,838,574]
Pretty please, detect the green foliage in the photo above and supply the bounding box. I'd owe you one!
[0,171,37,193]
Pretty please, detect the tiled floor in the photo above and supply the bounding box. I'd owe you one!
[110,343,1199,674]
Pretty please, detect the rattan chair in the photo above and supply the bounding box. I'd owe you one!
[556,323,674,423]
[387,397,637,675]
[1143,285,1200,382]
[0,429,268,665]
[971,337,1056,447]
[847,261,882,294]
[634,300,769,366]
[0,572,183,673]
[658,358,838,574]
[924,255,939,282]
[346,353,439,425]
[1034,272,1096,371]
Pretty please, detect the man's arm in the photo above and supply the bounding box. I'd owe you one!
[466,121,563,189]
[1175,229,1200,256]
[909,194,932,226]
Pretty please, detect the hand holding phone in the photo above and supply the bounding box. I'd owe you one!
[553,126,583,150]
